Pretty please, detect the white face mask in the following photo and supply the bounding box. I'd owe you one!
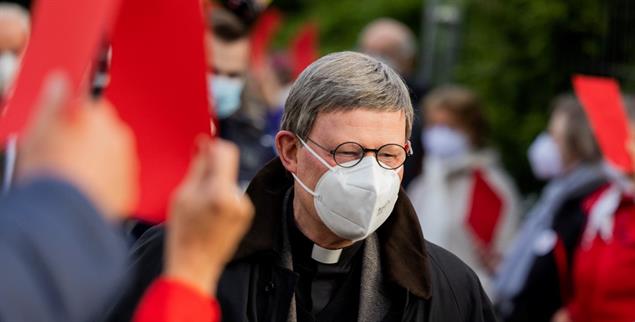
[528,132,564,180]
[292,136,402,243]
[423,125,470,159]
[0,52,18,95]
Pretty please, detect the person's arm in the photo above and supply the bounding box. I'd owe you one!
[0,178,128,322]
[0,72,138,322]
[132,137,253,322]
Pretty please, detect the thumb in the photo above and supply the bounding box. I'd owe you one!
[26,71,71,138]
[180,135,212,191]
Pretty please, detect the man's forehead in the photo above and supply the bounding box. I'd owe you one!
[309,109,407,145]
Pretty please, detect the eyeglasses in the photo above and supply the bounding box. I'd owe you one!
[305,137,412,170]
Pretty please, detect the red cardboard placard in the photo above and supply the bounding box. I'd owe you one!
[573,75,633,173]
[106,0,211,223]
[292,23,319,78]
[465,169,503,247]
[0,0,121,142]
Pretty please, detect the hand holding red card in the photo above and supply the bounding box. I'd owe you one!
[0,0,121,142]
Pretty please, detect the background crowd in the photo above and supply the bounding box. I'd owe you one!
[1,0,635,322]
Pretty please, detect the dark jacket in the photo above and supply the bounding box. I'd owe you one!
[0,178,128,322]
[107,158,498,322]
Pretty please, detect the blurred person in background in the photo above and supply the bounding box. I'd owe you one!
[550,97,635,322]
[0,2,29,104]
[0,2,29,188]
[258,51,295,141]
[205,6,275,188]
[494,95,607,322]
[407,85,521,296]
[359,18,426,188]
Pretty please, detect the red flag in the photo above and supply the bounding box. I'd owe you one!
[573,75,632,173]
[292,23,319,78]
[106,0,210,223]
[465,169,504,247]
[250,8,282,72]
[0,0,121,142]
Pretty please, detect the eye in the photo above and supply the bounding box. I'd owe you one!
[378,152,397,159]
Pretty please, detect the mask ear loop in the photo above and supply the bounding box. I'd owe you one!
[296,135,336,171]
[290,135,337,197]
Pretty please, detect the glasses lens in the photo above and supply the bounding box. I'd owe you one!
[377,144,407,169]
[333,142,364,167]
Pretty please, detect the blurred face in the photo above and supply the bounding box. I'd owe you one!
[426,105,460,129]
[548,110,573,167]
[0,14,28,95]
[360,25,411,75]
[292,109,407,247]
[0,15,28,55]
[205,32,250,79]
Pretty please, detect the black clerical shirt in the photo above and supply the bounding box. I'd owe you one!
[287,202,365,322]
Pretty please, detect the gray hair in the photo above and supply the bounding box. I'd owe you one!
[0,3,30,34]
[281,51,413,140]
[551,94,601,163]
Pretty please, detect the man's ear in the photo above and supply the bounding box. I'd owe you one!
[275,130,299,174]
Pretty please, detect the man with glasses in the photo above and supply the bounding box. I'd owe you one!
[108,51,498,322]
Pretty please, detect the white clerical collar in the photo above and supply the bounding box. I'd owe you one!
[311,244,342,264]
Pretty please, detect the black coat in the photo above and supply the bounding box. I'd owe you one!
[106,158,498,322]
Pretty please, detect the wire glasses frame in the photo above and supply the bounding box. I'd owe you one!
[305,137,412,170]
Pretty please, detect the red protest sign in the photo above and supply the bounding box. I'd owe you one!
[573,75,633,173]
[0,0,121,142]
[106,0,211,223]
[466,169,503,247]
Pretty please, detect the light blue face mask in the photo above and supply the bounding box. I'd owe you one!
[209,75,245,119]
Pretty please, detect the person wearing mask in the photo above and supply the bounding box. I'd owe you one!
[205,6,275,188]
[358,18,426,188]
[494,95,607,322]
[107,51,497,322]
[0,2,29,103]
[0,73,254,322]
[550,98,635,322]
[407,85,521,296]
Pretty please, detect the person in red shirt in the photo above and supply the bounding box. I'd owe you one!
[552,182,635,322]
[552,103,635,322]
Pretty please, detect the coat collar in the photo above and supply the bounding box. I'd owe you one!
[236,158,432,299]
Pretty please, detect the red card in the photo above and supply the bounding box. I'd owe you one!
[250,8,282,72]
[573,75,633,173]
[106,0,211,223]
[0,0,121,142]
[292,23,319,78]
[466,169,503,247]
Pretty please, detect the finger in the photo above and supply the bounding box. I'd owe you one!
[181,135,212,189]
[25,72,71,139]
[207,139,240,185]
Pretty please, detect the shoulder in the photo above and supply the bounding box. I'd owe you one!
[426,241,482,289]
[424,242,499,321]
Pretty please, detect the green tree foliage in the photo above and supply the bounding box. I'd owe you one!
[273,0,635,193]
